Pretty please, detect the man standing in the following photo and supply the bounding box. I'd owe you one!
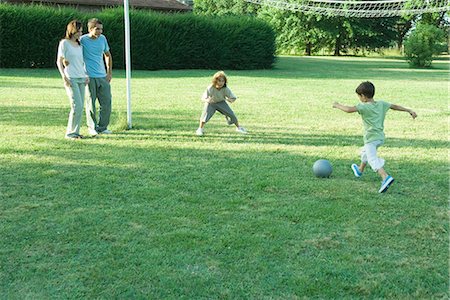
[80,18,113,135]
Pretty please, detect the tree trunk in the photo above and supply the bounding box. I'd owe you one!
[334,36,341,56]
[395,20,412,53]
[305,43,312,56]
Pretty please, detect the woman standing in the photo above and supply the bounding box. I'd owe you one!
[56,20,89,139]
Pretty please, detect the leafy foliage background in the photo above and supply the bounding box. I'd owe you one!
[0,4,275,70]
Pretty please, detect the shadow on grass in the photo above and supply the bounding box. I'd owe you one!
[0,56,448,83]
[1,106,447,149]
[0,106,68,126]
[0,55,448,299]
[0,79,62,89]
[0,134,448,298]
[247,56,449,81]
[2,127,448,208]
[114,130,448,149]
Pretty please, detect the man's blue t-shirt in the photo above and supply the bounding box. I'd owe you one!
[80,34,110,78]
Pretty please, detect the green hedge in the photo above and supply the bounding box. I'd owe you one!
[0,4,275,69]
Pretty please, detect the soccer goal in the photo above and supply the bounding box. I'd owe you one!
[245,0,450,18]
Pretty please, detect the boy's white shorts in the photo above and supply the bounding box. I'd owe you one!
[361,140,385,172]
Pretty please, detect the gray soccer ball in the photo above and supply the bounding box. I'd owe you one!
[313,159,332,178]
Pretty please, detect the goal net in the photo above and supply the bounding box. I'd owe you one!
[245,0,450,18]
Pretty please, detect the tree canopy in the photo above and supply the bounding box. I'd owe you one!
[194,0,448,56]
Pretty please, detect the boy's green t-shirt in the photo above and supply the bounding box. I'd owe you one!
[356,100,391,144]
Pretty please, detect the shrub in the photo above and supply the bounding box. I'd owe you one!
[0,4,82,68]
[97,9,275,70]
[404,23,447,68]
[0,4,275,70]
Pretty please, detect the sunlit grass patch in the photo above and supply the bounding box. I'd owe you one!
[0,56,448,298]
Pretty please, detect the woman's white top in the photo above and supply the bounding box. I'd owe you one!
[57,39,87,79]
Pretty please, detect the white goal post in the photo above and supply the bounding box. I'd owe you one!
[124,0,132,129]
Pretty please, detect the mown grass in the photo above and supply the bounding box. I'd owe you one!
[0,56,448,298]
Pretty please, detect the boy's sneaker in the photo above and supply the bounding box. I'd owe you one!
[99,129,112,134]
[378,175,394,193]
[351,164,362,177]
[236,127,248,134]
[196,128,204,136]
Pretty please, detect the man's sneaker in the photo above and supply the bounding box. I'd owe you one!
[88,128,98,136]
[236,127,248,134]
[99,129,112,134]
[351,163,362,177]
[378,175,394,193]
[196,128,204,136]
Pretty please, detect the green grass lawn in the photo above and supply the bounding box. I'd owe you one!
[0,56,448,298]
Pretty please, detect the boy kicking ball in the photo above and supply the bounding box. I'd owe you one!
[333,81,417,193]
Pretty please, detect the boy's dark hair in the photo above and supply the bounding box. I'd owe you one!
[88,18,103,30]
[356,81,375,98]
